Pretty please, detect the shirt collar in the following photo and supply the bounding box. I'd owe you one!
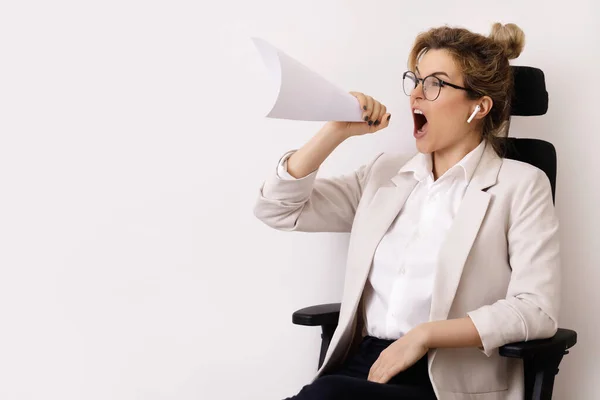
[399,139,487,183]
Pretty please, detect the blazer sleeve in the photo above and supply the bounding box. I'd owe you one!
[253,150,383,233]
[276,152,297,181]
[468,167,561,357]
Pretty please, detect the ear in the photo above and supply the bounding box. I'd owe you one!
[472,96,494,120]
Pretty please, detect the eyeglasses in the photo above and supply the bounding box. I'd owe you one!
[402,70,476,101]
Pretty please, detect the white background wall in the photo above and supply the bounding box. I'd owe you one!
[0,0,598,399]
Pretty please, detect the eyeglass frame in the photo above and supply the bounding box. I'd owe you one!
[402,70,479,101]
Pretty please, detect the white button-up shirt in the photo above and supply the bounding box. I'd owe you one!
[278,139,486,340]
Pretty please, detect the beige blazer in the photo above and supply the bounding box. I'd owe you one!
[254,141,561,400]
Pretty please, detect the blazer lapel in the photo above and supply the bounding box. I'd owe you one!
[342,173,418,319]
[429,144,503,322]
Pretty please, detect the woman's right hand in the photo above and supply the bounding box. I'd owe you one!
[323,91,392,139]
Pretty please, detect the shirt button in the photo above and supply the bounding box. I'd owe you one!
[399,267,405,274]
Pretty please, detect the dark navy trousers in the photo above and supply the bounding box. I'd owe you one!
[284,335,437,399]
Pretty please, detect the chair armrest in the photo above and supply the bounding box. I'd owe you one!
[499,328,577,400]
[292,303,341,326]
[499,328,577,359]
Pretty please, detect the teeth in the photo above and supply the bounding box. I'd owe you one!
[414,109,423,114]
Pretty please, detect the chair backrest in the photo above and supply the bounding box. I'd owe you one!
[501,66,556,204]
[502,138,557,204]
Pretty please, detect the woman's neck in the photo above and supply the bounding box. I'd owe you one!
[432,135,482,181]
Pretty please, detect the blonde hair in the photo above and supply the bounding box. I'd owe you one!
[408,23,526,155]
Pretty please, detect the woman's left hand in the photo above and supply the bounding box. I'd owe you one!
[367,324,430,384]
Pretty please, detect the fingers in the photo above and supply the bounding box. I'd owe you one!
[350,91,375,122]
[368,361,391,384]
[349,91,392,134]
[368,357,383,382]
[349,91,369,122]
[367,361,377,382]
[367,111,391,135]
[377,105,387,126]
[378,112,392,130]
[370,101,381,127]
[364,96,374,122]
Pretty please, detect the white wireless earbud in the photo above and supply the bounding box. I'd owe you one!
[467,105,481,124]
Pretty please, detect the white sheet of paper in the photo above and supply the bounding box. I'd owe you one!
[252,37,363,122]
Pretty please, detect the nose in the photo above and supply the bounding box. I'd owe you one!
[410,79,425,102]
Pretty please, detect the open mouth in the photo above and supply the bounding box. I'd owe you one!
[413,110,429,134]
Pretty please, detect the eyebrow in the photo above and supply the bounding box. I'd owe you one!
[415,66,450,79]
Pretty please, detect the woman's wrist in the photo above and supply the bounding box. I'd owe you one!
[318,123,350,144]
[415,318,483,350]
[415,322,434,348]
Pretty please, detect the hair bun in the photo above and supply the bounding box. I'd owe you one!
[489,22,525,60]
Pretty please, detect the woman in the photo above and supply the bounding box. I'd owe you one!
[254,23,560,400]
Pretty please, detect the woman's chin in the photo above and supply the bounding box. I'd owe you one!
[415,138,434,154]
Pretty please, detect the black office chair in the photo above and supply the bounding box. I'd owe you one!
[291,66,577,400]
